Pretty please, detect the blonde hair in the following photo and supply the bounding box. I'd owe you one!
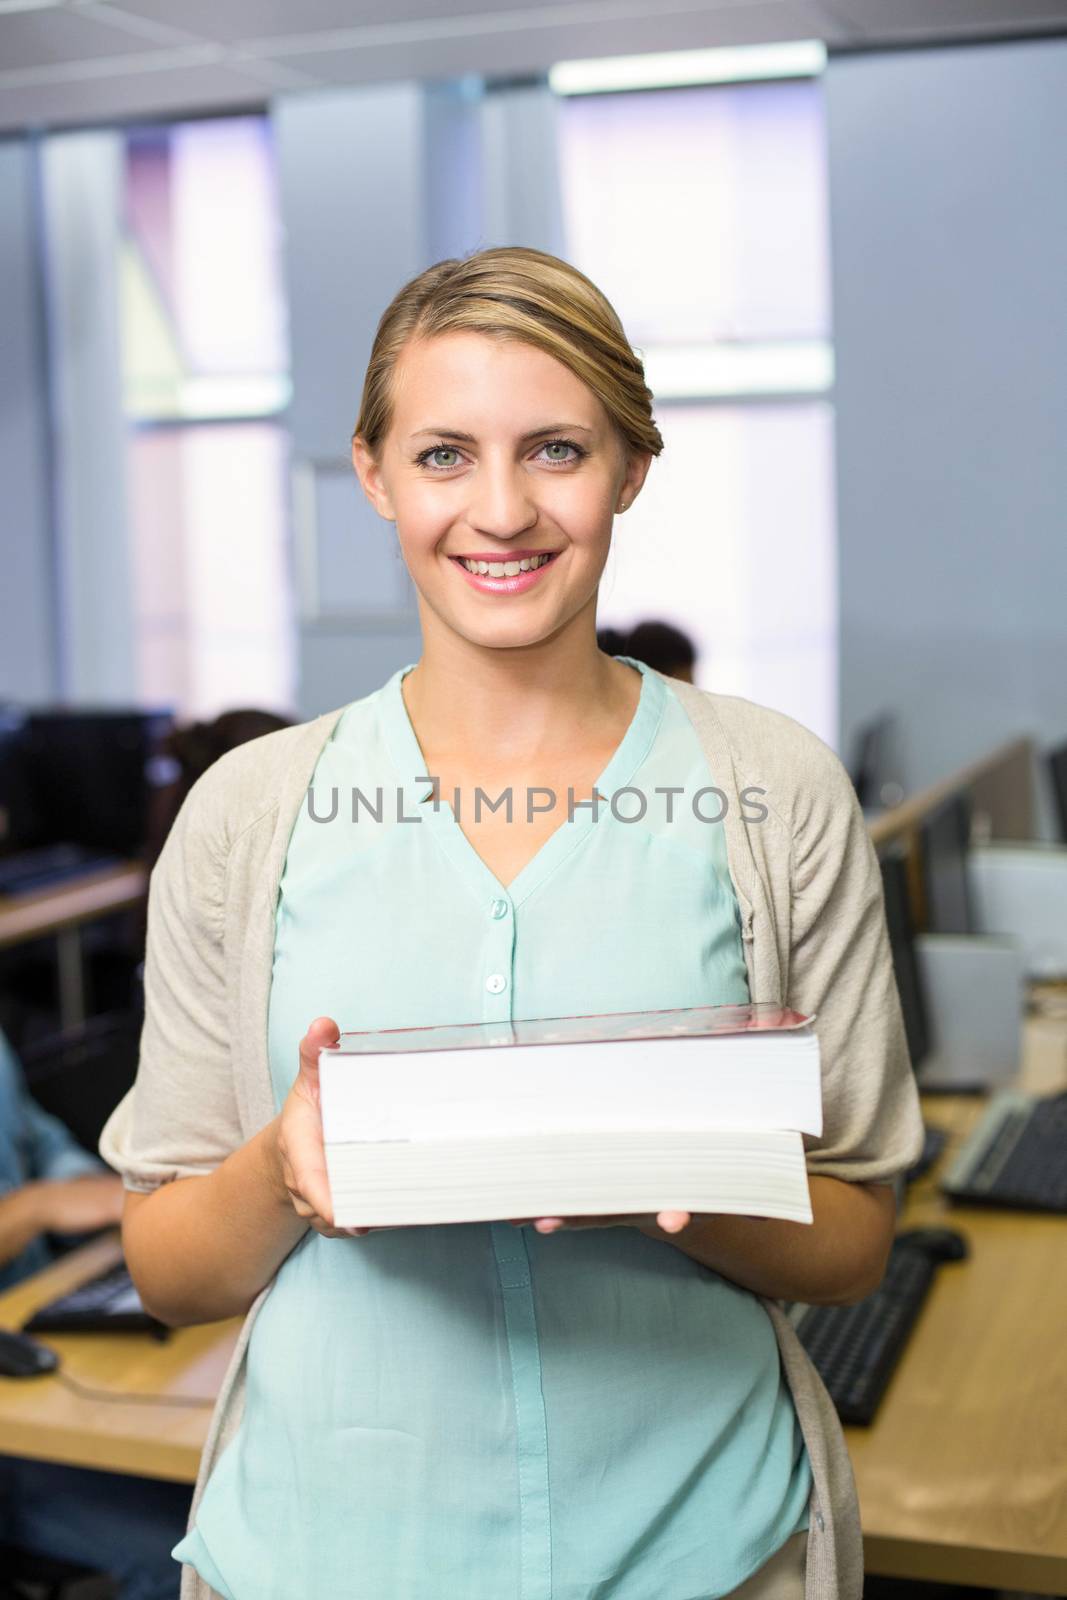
[353,246,664,461]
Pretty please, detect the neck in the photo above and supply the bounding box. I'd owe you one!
[401,611,640,767]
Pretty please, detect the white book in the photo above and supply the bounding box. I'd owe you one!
[319,1002,820,1227]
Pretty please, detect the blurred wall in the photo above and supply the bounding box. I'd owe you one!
[0,140,56,703]
[829,38,1067,806]
[274,77,565,718]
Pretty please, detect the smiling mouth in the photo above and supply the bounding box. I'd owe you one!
[450,552,559,577]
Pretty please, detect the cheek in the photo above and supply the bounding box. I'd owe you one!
[542,476,615,540]
[393,482,455,542]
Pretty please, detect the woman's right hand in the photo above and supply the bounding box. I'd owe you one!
[274,1016,363,1239]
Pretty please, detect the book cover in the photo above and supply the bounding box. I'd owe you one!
[331,1000,815,1057]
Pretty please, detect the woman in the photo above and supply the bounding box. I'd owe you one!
[101,248,923,1600]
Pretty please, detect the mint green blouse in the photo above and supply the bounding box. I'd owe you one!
[174,656,811,1599]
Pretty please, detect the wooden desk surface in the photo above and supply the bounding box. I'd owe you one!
[0,1234,239,1483]
[849,1014,1067,1593]
[0,863,147,949]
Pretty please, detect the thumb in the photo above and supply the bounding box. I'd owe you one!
[297,1016,341,1101]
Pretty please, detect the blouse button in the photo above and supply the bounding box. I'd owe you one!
[485,973,507,994]
[490,898,509,920]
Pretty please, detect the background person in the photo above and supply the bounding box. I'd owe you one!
[598,618,698,682]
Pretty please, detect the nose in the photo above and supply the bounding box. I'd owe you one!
[466,454,538,541]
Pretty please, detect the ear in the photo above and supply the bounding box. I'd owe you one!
[615,449,654,515]
[351,435,397,523]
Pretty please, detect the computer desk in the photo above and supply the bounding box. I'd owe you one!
[0,1232,239,1484]
[848,1003,1067,1593]
[0,862,147,1029]
[1,1017,1064,1588]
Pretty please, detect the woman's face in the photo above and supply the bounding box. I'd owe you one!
[352,331,650,654]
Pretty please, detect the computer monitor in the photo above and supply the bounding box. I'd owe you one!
[1049,741,1067,844]
[22,708,174,856]
[879,848,930,1073]
[0,707,32,857]
[848,714,893,810]
[919,791,975,936]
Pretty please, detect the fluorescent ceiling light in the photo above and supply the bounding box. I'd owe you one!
[641,341,833,401]
[550,40,826,96]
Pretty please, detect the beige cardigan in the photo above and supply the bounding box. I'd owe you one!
[100,675,925,1600]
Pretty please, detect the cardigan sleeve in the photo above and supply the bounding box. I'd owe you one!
[784,736,925,1186]
[98,766,247,1192]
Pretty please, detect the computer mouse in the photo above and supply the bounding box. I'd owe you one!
[895,1226,970,1263]
[0,1327,60,1378]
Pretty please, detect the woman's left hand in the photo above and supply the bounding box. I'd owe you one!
[507,1211,691,1234]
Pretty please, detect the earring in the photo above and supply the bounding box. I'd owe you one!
[618,500,629,513]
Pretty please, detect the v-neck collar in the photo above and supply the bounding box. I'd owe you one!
[377,655,666,908]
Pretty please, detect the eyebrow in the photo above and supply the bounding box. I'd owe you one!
[409,423,595,443]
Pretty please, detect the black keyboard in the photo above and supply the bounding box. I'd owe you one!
[0,843,122,897]
[941,1090,1067,1212]
[790,1236,944,1425]
[23,1262,168,1339]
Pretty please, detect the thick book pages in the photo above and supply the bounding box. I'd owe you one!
[319,1002,820,1227]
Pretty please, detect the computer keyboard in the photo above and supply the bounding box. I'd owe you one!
[941,1090,1067,1212]
[0,842,122,896]
[23,1262,168,1339]
[789,1233,956,1425]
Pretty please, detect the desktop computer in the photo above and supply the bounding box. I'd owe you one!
[1048,740,1067,843]
[880,847,931,1075]
[919,791,975,935]
[0,706,32,857]
[0,707,173,896]
[22,708,174,856]
[967,842,1067,981]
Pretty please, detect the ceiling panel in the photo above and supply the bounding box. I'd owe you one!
[254,0,843,84]
[99,0,611,46]
[0,60,270,132]
[0,7,192,70]
[832,0,1067,33]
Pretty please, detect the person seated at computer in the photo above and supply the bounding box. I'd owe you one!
[597,618,698,682]
[0,1026,190,1599]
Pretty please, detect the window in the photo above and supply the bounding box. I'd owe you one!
[121,116,295,719]
[558,76,837,745]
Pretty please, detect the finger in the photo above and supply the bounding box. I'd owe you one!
[285,1116,335,1226]
[656,1210,691,1233]
[298,1016,342,1088]
[533,1217,565,1233]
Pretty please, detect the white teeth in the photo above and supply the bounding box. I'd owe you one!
[458,553,553,576]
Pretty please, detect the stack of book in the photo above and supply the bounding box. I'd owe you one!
[318,1002,821,1227]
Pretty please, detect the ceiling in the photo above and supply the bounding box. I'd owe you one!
[1,0,1065,134]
